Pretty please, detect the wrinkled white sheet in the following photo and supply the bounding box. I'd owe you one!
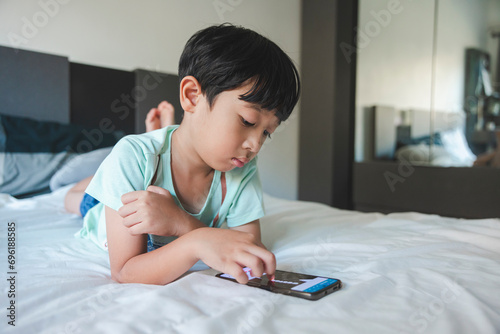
[1,187,499,334]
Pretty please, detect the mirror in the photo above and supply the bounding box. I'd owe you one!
[355,0,500,168]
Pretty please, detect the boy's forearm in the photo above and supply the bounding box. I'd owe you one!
[113,226,276,285]
[230,220,263,244]
[175,212,206,236]
[114,232,199,285]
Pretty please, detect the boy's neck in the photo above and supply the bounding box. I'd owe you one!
[171,125,214,178]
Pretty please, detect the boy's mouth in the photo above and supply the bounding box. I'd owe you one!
[231,158,248,168]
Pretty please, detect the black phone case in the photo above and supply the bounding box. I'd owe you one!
[216,269,342,301]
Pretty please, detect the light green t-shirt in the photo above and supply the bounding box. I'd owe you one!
[77,125,265,250]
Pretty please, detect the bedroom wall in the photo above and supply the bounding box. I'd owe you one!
[486,0,500,87]
[355,0,491,161]
[0,0,301,200]
[433,0,490,113]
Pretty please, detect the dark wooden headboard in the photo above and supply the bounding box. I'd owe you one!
[0,45,182,133]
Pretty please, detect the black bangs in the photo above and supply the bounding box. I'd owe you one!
[238,46,301,122]
[178,23,300,122]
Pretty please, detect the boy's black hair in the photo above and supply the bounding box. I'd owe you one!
[178,23,300,122]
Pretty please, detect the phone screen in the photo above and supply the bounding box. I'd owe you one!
[216,268,342,300]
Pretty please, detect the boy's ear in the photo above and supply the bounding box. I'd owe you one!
[179,76,202,113]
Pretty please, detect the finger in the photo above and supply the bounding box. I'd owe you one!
[256,240,268,250]
[264,252,277,277]
[246,246,276,277]
[128,220,146,235]
[121,190,145,205]
[117,201,139,219]
[122,212,143,229]
[235,252,265,278]
[225,263,249,284]
[146,185,170,196]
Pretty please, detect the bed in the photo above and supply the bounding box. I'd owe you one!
[2,46,500,334]
[2,187,500,333]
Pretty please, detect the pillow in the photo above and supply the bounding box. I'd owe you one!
[439,127,476,166]
[0,149,71,198]
[395,142,475,167]
[0,113,124,197]
[49,147,113,191]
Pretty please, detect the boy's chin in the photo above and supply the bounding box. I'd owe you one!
[209,157,253,172]
[218,165,237,172]
[204,161,234,173]
[220,161,240,172]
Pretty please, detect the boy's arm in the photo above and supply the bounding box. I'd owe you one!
[106,207,276,285]
[118,186,205,237]
[106,206,198,284]
[230,220,262,244]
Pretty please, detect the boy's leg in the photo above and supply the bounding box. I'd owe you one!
[64,175,93,216]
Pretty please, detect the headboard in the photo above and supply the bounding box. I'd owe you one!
[0,45,182,197]
[0,45,182,133]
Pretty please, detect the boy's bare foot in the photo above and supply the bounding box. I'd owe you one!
[145,101,176,132]
[474,150,500,167]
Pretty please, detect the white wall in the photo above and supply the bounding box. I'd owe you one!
[434,0,490,112]
[0,0,301,200]
[487,0,500,86]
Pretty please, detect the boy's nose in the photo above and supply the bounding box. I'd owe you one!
[243,133,262,153]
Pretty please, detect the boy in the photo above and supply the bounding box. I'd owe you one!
[66,24,300,285]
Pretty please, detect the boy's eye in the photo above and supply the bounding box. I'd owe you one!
[241,117,272,139]
[241,118,255,127]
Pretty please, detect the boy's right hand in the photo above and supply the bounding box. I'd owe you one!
[185,227,276,284]
[119,186,204,237]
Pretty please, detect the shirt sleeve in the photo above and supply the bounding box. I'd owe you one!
[225,160,265,227]
[85,135,157,211]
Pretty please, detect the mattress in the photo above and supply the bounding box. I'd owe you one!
[1,186,499,333]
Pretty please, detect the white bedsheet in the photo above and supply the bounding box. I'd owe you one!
[1,186,499,334]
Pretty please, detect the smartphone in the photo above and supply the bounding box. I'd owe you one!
[215,267,342,301]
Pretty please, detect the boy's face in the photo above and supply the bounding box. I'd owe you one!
[192,82,280,172]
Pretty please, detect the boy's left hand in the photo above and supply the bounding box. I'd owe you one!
[118,186,201,237]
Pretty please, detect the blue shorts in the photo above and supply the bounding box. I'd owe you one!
[81,193,158,252]
[80,193,100,217]
[147,236,161,252]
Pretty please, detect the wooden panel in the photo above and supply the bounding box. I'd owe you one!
[332,0,357,210]
[70,62,135,134]
[299,0,336,206]
[299,0,357,209]
[0,45,69,123]
[353,161,500,219]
